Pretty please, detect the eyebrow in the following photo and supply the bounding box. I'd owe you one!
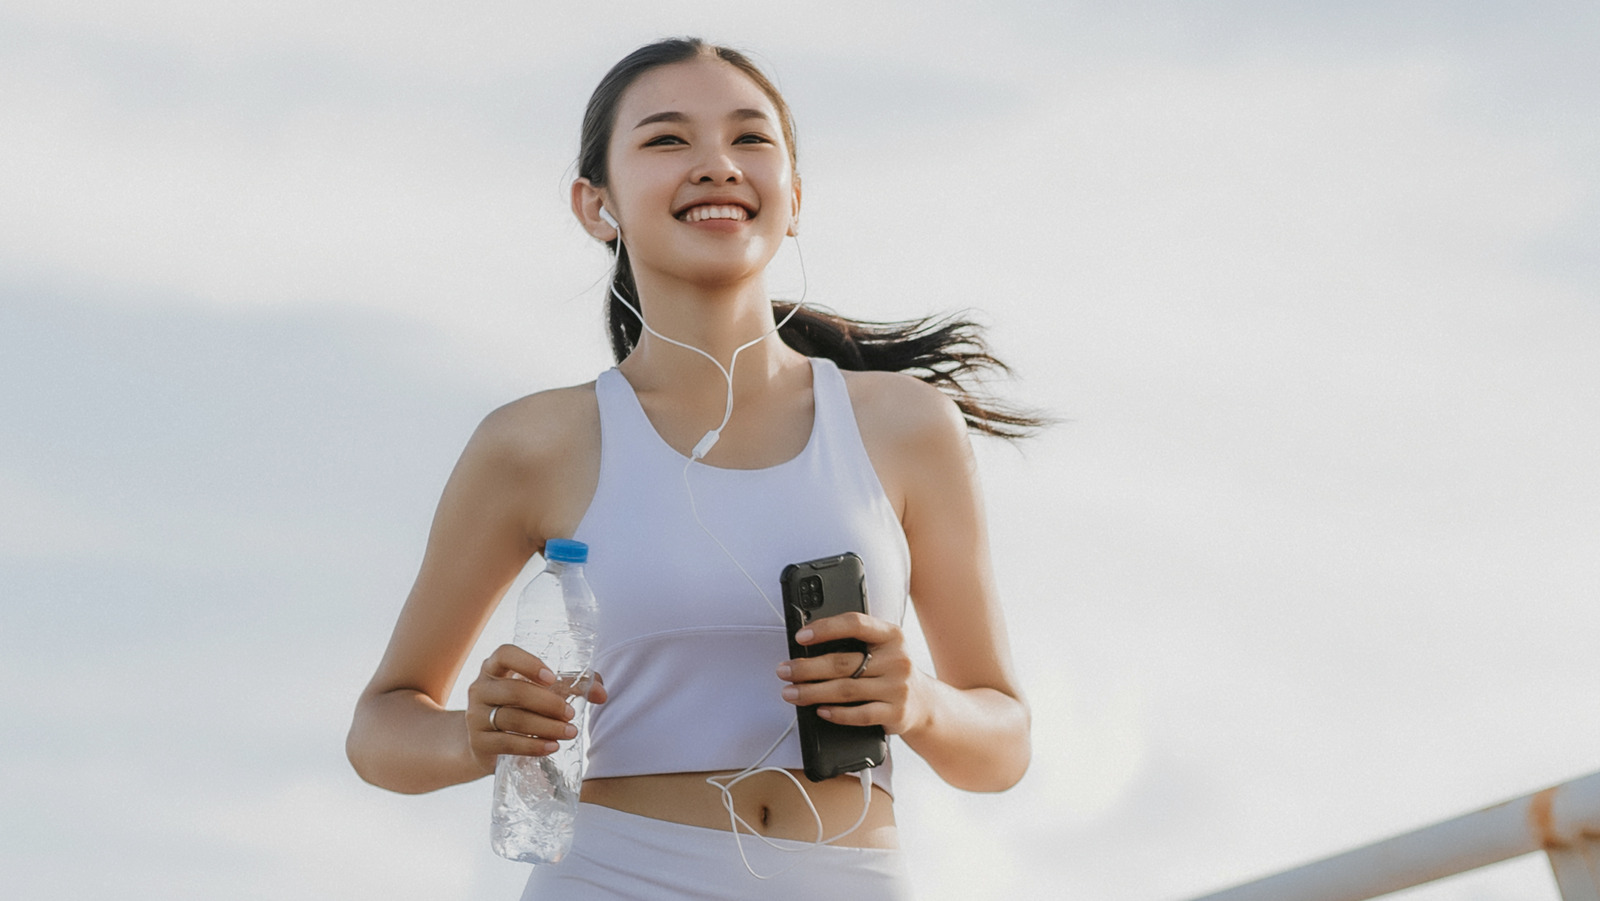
[632,108,772,130]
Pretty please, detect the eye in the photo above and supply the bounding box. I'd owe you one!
[734,133,774,145]
[643,134,686,147]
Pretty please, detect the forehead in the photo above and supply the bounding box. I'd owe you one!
[614,57,780,128]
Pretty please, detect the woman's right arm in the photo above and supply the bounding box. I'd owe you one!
[346,390,600,794]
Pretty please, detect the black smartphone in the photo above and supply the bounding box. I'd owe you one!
[780,552,888,783]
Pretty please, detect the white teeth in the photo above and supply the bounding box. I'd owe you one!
[680,204,749,222]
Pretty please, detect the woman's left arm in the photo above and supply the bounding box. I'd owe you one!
[780,374,1030,792]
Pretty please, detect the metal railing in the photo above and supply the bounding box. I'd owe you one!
[1186,770,1600,901]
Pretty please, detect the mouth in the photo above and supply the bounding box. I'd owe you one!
[675,203,753,223]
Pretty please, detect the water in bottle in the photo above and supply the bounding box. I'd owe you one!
[490,538,598,864]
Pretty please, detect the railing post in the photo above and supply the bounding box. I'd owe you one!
[1548,839,1600,901]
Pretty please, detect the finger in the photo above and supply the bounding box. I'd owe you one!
[476,728,562,758]
[476,678,577,722]
[480,645,557,685]
[816,700,897,730]
[781,675,879,707]
[780,648,875,684]
[793,612,900,647]
[787,645,914,684]
[585,672,609,705]
[485,705,580,743]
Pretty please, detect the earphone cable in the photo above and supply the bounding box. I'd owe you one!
[605,228,876,876]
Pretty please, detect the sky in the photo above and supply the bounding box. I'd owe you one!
[2,2,1597,899]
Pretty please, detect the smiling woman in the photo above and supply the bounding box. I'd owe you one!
[346,36,1046,900]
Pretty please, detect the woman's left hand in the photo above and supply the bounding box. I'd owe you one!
[777,612,930,736]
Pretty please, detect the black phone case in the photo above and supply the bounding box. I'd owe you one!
[780,552,888,783]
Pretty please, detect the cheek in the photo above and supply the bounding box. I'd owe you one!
[755,164,796,207]
[603,148,675,206]
[600,183,662,231]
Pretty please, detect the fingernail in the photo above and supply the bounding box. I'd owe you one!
[563,704,575,720]
[818,707,834,720]
[537,668,556,684]
[562,723,577,739]
[544,741,559,753]
[795,629,814,643]
[776,664,792,679]
[781,686,799,701]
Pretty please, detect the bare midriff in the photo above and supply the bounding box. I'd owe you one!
[579,770,898,849]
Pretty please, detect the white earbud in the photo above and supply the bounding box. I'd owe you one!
[599,207,619,232]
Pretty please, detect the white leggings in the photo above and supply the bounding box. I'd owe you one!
[518,803,914,900]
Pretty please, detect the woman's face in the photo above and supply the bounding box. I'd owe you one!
[598,57,799,291]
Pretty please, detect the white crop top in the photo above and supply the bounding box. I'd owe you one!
[572,356,911,795]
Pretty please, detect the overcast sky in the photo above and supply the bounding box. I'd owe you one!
[3,2,1597,900]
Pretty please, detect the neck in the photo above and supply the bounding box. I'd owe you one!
[617,271,804,398]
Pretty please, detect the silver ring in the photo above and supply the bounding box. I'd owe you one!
[488,705,504,732]
[850,650,872,679]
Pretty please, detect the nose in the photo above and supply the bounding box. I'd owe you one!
[690,149,741,184]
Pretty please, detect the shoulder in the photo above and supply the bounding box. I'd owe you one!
[839,369,967,451]
[442,381,602,545]
[462,381,601,478]
[838,370,972,515]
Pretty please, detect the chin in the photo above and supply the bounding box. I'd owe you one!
[679,250,781,287]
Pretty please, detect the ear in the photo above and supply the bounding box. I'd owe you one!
[787,179,803,237]
[572,178,619,242]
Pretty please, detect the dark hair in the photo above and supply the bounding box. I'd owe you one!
[579,37,1048,439]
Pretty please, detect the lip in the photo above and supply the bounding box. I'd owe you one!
[672,196,758,220]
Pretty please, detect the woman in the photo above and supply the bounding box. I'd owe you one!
[347,37,1038,899]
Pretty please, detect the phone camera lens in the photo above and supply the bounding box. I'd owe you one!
[800,575,824,609]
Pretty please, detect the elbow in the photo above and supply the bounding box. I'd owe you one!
[987,691,1033,791]
[345,718,381,787]
[964,734,1031,793]
[346,724,429,795]
[947,694,1032,793]
[345,694,471,795]
[946,750,1029,793]
[345,704,411,793]
[1005,695,1032,789]
[994,736,1031,792]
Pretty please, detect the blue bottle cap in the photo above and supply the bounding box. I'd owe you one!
[543,538,588,563]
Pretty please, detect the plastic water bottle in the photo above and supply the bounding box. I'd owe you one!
[490,538,598,864]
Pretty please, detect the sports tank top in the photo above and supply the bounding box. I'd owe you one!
[572,356,911,795]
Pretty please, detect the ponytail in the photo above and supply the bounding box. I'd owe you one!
[604,259,1049,441]
[774,303,1049,440]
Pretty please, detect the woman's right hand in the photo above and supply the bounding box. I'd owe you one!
[465,644,609,775]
